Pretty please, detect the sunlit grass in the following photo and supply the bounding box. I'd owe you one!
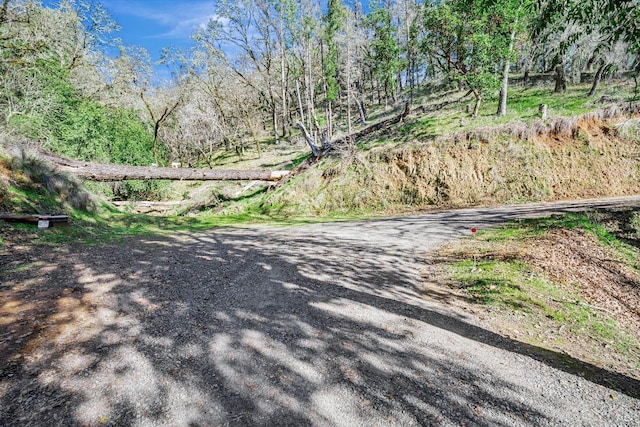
[362,80,634,149]
[451,257,635,354]
[448,209,640,357]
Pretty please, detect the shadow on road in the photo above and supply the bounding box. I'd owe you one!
[2,197,640,426]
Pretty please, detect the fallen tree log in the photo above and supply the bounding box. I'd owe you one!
[40,152,290,182]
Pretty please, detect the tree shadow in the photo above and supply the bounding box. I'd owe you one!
[2,201,640,425]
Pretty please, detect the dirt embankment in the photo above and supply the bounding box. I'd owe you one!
[268,114,640,216]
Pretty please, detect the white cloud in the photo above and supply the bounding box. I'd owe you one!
[102,0,219,39]
[154,13,220,38]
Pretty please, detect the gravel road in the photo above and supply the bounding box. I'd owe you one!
[2,196,640,426]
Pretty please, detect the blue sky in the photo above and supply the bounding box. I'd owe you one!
[42,0,218,77]
[99,0,217,58]
[42,0,368,80]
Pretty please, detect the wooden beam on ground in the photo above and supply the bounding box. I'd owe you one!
[0,214,69,226]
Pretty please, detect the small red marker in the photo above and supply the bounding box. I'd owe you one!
[552,184,556,189]
[471,228,477,234]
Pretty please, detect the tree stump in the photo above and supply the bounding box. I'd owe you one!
[539,104,548,120]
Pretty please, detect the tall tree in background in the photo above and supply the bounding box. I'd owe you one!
[291,0,322,140]
[322,0,346,140]
[569,0,639,96]
[205,0,281,143]
[336,6,368,133]
[392,0,423,106]
[271,0,297,139]
[422,0,501,117]
[490,0,533,116]
[367,4,400,108]
[114,46,181,164]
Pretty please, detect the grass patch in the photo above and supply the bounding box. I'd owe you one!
[484,209,640,269]
[451,256,636,354]
[435,207,640,378]
[452,259,544,309]
[1,200,366,246]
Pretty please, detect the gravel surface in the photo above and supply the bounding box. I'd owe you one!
[2,196,640,426]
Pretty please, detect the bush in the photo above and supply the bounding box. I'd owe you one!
[52,100,157,166]
[111,180,171,201]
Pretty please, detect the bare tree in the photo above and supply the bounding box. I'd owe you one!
[112,46,181,164]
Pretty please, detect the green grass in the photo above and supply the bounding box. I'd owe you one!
[448,207,640,359]
[452,259,544,309]
[361,80,635,150]
[451,253,637,354]
[1,199,368,246]
[482,209,640,269]
[6,186,62,213]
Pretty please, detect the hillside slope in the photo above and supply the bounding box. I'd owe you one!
[0,143,94,215]
[260,107,640,217]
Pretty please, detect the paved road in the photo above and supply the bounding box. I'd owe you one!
[2,196,640,426]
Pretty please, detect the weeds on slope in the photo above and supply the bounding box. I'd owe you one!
[424,208,640,380]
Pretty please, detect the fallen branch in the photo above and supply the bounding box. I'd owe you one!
[331,92,472,147]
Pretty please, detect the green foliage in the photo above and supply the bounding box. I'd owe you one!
[53,100,156,166]
[367,6,401,101]
[323,0,346,103]
[423,0,503,94]
[539,0,640,53]
[0,0,161,174]
[2,50,158,168]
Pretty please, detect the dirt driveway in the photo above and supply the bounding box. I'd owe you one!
[2,197,640,426]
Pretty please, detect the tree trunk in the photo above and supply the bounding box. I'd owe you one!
[327,101,333,140]
[296,80,305,125]
[357,99,367,126]
[279,5,288,139]
[346,39,353,135]
[43,153,290,181]
[472,90,481,117]
[223,135,232,151]
[554,63,567,93]
[305,38,314,132]
[271,100,279,144]
[587,62,611,97]
[152,123,160,164]
[497,59,510,117]
[497,26,516,117]
[296,122,319,157]
[408,58,415,107]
